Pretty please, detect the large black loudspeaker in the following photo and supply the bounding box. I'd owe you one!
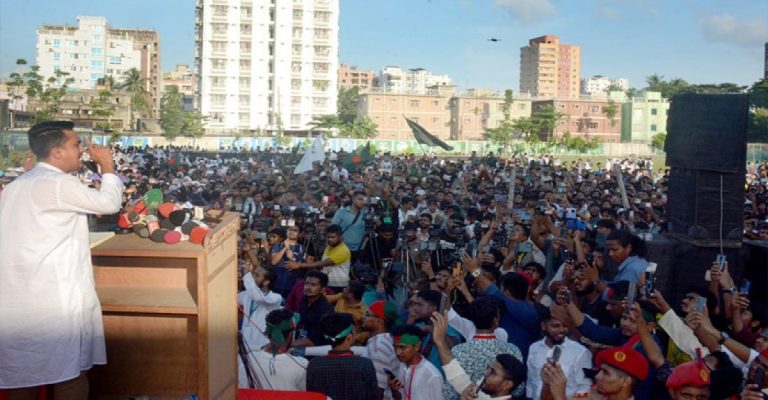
[664,94,748,247]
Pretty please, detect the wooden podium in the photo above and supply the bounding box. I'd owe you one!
[89,212,239,400]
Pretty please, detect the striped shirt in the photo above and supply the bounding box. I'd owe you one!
[367,332,400,400]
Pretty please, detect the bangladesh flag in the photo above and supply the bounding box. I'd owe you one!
[404,116,453,151]
[343,142,373,170]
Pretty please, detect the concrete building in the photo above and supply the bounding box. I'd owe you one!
[358,85,454,140]
[520,35,580,99]
[36,16,160,117]
[625,91,669,143]
[533,96,622,143]
[374,66,452,95]
[195,0,339,134]
[338,63,375,91]
[581,75,629,95]
[51,88,132,130]
[764,42,767,79]
[162,64,198,112]
[449,90,532,141]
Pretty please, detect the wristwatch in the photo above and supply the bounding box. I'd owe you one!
[718,331,730,345]
[720,287,736,295]
[471,269,482,278]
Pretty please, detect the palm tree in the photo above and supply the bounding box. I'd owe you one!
[119,68,150,131]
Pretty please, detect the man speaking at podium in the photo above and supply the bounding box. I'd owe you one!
[0,121,123,399]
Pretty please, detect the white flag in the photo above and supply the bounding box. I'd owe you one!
[294,138,326,174]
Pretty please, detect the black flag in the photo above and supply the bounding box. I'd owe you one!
[404,116,453,151]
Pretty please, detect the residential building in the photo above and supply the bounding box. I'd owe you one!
[626,91,669,143]
[46,88,132,130]
[533,96,622,143]
[162,64,198,111]
[338,63,375,91]
[374,66,452,95]
[764,42,767,79]
[36,16,160,117]
[449,90,532,140]
[581,76,629,95]
[358,85,454,140]
[195,0,339,134]
[520,35,580,99]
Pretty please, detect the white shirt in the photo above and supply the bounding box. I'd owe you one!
[238,273,283,352]
[526,337,592,400]
[237,351,308,390]
[0,162,123,388]
[398,357,443,400]
[447,308,509,342]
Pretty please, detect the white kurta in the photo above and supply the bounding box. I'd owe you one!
[0,162,123,388]
[238,272,283,352]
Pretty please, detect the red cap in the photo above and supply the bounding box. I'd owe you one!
[595,347,649,381]
[117,213,133,229]
[666,360,710,389]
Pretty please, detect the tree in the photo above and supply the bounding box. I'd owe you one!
[89,89,117,131]
[6,59,74,123]
[182,112,207,142]
[531,105,566,142]
[343,116,378,139]
[651,132,666,151]
[748,78,768,141]
[308,114,341,137]
[337,86,360,125]
[483,89,517,152]
[119,68,151,130]
[159,85,184,142]
[602,100,619,127]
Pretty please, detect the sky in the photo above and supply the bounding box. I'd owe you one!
[1,0,766,93]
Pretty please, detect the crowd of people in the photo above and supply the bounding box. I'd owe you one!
[2,137,768,399]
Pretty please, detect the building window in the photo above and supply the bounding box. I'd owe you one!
[91,48,103,56]
[651,124,658,131]
[90,72,104,80]
[109,56,121,64]
[590,106,599,113]
[53,65,60,72]
[518,103,527,110]
[91,60,103,68]
[291,114,301,126]
[53,39,60,48]
[69,53,77,60]
[651,108,658,115]
[53,52,60,61]
[432,117,439,123]
[409,100,420,107]
[93,34,102,44]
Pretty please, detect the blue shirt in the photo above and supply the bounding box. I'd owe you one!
[612,255,648,283]
[332,206,367,252]
[481,283,540,359]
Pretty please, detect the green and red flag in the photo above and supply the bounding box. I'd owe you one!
[343,142,373,170]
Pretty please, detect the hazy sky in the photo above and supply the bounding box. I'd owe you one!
[1,0,766,92]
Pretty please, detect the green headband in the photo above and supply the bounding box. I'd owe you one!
[395,333,421,346]
[324,324,354,342]
[265,318,295,347]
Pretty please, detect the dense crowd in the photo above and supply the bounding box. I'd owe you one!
[4,143,768,400]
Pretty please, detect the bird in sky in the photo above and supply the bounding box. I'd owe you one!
[487,38,501,42]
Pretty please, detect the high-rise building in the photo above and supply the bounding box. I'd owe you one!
[520,35,580,99]
[338,63,375,91]
[195,0,339,134]
[162,64,198,112]
[36,16,161,117]
[374,66,452,95]
[764,42,767,79]
[581,75,629,95]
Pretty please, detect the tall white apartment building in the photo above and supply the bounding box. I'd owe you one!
[581,75,629,95]
[375,66,452,95]
[195,0,339,133]
[36,16,161,115]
